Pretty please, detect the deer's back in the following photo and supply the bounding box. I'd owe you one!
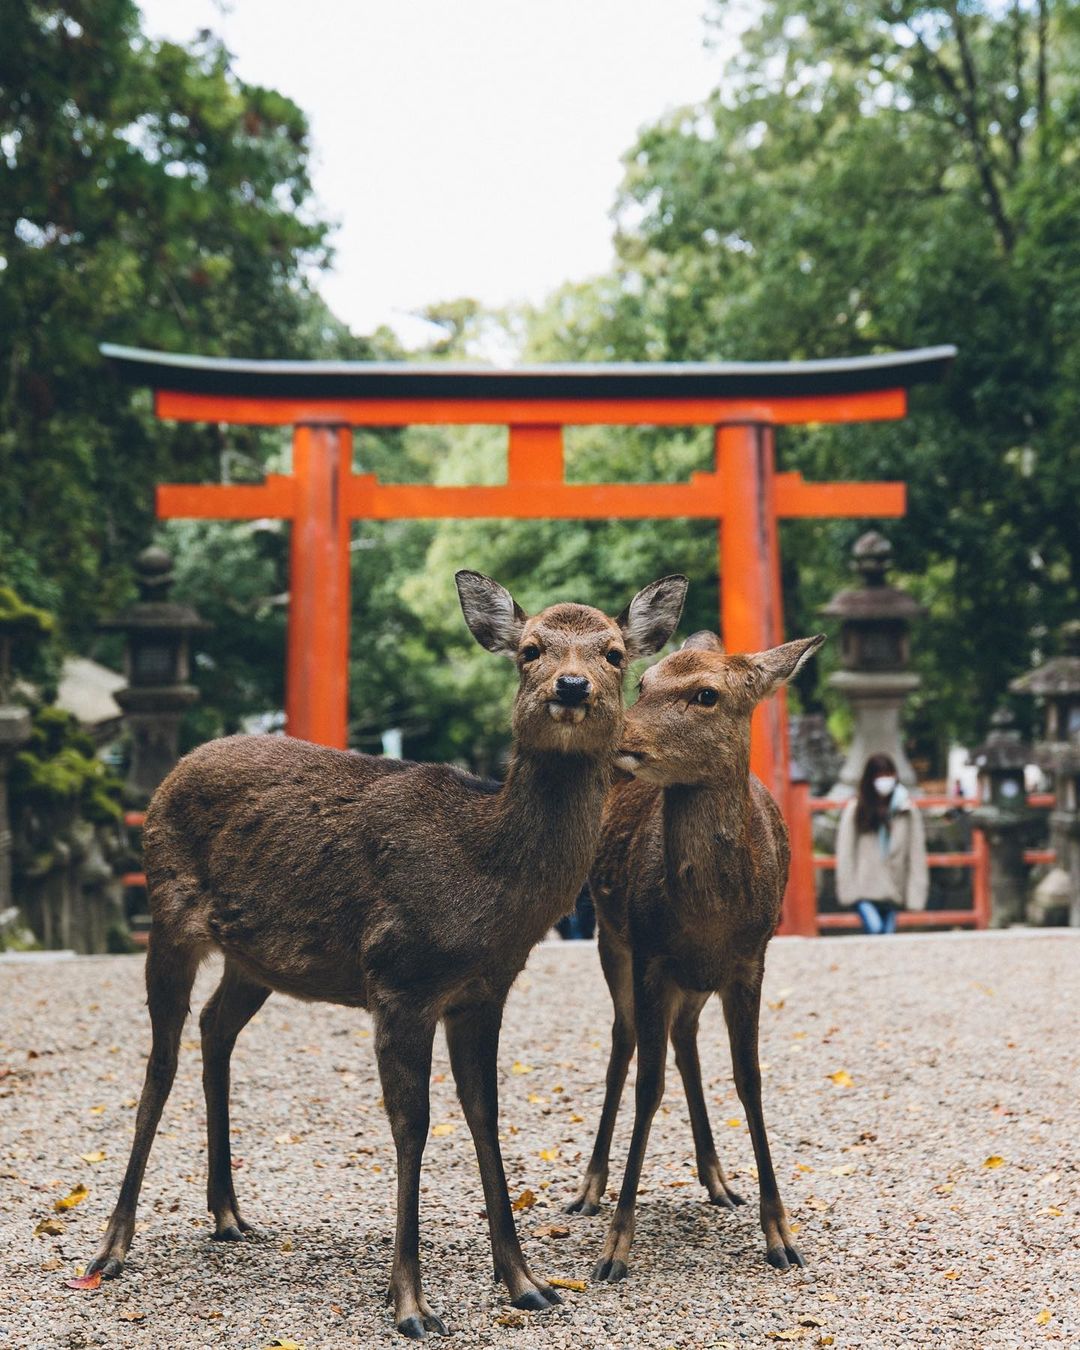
[142,735,513,1008]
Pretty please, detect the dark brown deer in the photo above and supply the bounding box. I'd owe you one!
[85,570,687,1339]
[566,629,825,1282]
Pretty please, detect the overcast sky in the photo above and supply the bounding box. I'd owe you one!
[137,1,737,345]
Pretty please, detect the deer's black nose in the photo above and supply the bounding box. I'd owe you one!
[554,675,591,706]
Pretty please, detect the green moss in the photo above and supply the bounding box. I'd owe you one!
[0,586,54,637]
[10,708,123,821]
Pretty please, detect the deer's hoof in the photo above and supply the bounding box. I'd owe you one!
[591,1257,628,1284]
[86,1256,123,1280]
[709,1186,744,1210]
[397,1315,429,1340]
[511,1286,561,1311]
[211,1224,247,1243]
[565,1197,600,1216]
[766,1242,805,1271]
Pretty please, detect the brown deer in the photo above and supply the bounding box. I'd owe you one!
[85,570,687,1340]
[566,629,825,1282]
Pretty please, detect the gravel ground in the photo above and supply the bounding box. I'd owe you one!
[1,931,1076,1350]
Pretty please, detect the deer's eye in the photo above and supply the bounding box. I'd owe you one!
[605,649,624,668]
[694,688,719,707]
[520,644,541,663]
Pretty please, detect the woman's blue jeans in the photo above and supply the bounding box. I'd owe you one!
[855,899,898,935]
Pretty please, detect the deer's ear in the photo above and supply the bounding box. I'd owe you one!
[455,571,527,656]
[749,633,826,697]
[681,630,724,652]
[617,575,688,659]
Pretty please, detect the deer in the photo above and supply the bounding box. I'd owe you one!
[84,569,688,1340]
[565,628,826,1284]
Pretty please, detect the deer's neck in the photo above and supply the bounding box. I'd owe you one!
[485,747,609,927]
[662,738,751,905]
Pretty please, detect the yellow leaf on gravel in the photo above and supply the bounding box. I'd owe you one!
[982,1155,1005,1169]
[89,1105,106,1116]
[1036,1310,1051,1325]
[495,1311,527,1328]
[827,1071,853,1088]
[55,1184,89,1212]
[80,1151,106,1165]
[511,1189,538,1211]
[539,1148,559,1162]
[511,1062,532,1075]
[548,1277,586,1292]
[943,1270,960,1280]
[527,1093,546,1105]
[34,1217,65,1237]
[570,1113,583,1123]
[726,1118,743,1128]
[1041,1206,1063,1218]
[432,1123,456,1137]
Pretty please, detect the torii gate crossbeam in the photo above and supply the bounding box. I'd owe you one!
[103,344,955,931]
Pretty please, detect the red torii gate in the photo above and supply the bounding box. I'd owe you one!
[103,344,954,898]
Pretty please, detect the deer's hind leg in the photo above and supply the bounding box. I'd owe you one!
[88,922,201,1278]
[671,992,744,1210]
[200,958,271,1240]
[567,928,635,1216]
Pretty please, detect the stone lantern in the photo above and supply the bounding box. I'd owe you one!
[970,706,1032,926]
[820,531,923,797]
[100,547,209,804]
[1010,620,1080,926]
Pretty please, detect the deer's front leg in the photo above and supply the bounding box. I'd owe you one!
[592,962,674,1283]
[444,1002,562,1311]
[373,1001,447,1340]
[722,974,804,1271]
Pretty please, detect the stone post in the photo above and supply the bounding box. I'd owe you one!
[1011,621,1080,926]
[99,547,209,805]
[820,531,923,798]
[970,707,1032,927]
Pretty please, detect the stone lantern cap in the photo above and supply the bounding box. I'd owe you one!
[819,531,923,622]
[971,706,1029,771]
[1009,620,1080,698]
[98,547,209,636]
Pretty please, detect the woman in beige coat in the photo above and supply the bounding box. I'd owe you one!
[835,753,929,934]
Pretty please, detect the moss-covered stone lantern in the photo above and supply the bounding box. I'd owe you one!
[1010,620,1080,926]
[820,531,923,797]
[99,548,208,805]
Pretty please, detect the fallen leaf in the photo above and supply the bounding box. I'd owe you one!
[765,1331,810,1342]
[795,1163,814,1173]
[539,1148,559,1162]
[798,1317,823,1328]
[726,1117,743,1128]
[89,1105,106,1116]
[569,1113,583,1123]
[532,1224,569,1239]
[935,1183,955,1195]
[511,1189,538,1212]
[527,1093,546,1105]
[80,1151,106,1165]
[280,1238,294,1253]
[818,1338,835,1347]
[495,1311,527,1328]
[1041,1206,1063,1218]
[943,1269,960,1280]
[767,999,785,1011]
[1036,1310,1051,1325]
[548,1277,586,1292]
[40,1258,62,1272]
[34,1217,65,1237]
[55,1183,89,1212]
[66,1271,102,1291]
[119,1309,146,1322]
[431,1123,456,1138]
[982,1155,1006,1169]
[511,1062,532,1075]
[827,1071,853,1088]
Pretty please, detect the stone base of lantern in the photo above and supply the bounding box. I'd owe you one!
[826,669,921,798]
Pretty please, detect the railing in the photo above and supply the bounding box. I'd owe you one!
[782,786,1056,937]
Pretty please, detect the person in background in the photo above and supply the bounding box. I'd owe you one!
[836,752,929,934]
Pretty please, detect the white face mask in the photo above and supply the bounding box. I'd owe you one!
[874,775,897,797]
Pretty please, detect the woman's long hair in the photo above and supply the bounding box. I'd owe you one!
[854,753,899,834]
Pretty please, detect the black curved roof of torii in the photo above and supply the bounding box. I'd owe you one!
[100,343,956,401]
